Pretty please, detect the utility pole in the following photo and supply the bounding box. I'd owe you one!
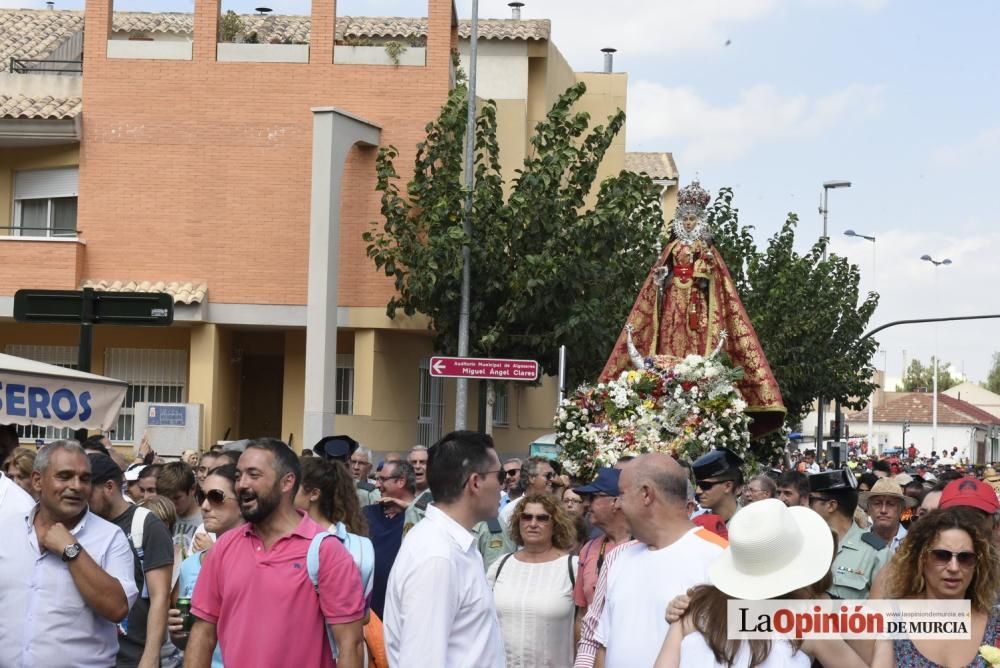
[455,0,479,430]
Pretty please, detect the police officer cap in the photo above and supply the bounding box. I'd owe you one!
[314,435,359,462]
[692,447,744,480]
[808,467,857,493]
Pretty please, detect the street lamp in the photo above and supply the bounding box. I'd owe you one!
[921,254,953,452]
[816,180,851,455]
[819,180,851,261]
[846,229,878,451]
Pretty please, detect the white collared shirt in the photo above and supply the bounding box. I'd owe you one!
[0,472,34,520]
[890,523,908,554]
[0,505,138,668]
[384,503,505,668]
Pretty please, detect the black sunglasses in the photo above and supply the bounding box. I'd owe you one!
[204,489,236,506]
[504,469,519,477]
[696,479,726,491]
[520,513,551,523]
[929,549,976,568]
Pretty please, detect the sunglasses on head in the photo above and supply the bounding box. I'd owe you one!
[929,549,976,568]
[204,489,236,506]
[520,513,551,523]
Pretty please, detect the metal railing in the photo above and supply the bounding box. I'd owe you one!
[8,57,82,75]
[0,225,78,238]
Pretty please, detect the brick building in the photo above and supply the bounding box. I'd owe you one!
[0,2,677,457]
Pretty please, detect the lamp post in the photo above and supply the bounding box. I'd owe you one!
[920,254,952,452]
[845,228,877,453]
[816,180,851,454]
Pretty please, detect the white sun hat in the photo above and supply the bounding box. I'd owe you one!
[708,498,834,600]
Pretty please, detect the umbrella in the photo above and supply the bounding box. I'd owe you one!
[0,353,127,432]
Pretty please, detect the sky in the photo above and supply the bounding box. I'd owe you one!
[6,0,999,387]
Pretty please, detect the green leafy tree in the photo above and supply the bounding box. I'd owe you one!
[985,353,1000,395]
[363,81,664,389]
[896,357,959,392]
[710,188,880,428]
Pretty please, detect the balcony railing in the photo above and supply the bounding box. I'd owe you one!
[8,58,83,75]
[0,225,78,238]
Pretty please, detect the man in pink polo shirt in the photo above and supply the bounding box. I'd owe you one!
[185,438,365,668]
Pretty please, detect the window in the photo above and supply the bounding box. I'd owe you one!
[417,357,444,447]
[492,382,509,426]
[335,354,354,415]
[5,345,79,442]
[104,348,187,443]
[12,168,79,237]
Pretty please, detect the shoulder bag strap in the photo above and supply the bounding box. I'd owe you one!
[491,552,514,590]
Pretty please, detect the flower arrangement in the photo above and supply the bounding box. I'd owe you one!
[556,348,753,481]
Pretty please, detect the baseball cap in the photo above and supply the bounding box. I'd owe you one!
[939,477,1000,514]
[124,462,147,482]
[88,453,123,485]
[573,467,621,496]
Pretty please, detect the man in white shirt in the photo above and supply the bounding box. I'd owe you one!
[0,469,34,519]
[0,440,138,668]
[384,430,506,667]
[575,453,726,668]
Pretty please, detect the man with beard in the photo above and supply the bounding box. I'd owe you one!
[185,438,366,668]
[0,440,137,667]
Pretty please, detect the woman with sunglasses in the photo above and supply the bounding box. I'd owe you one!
[488,493,579,667]
[873,506,1000,667]
[167,464,244,665]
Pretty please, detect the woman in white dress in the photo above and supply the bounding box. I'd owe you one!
[488,493,579,668]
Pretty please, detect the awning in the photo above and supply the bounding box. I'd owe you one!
[0,353,127,431]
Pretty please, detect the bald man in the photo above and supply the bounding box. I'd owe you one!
[575,454,727,668]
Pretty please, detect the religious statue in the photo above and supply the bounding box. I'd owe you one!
[600,180,786,437]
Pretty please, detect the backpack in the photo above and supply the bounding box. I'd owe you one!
[126,506,152,598]
[307,522,378,662]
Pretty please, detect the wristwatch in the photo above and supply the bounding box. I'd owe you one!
[61,542,83,562]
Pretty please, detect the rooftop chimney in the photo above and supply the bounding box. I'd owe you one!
[508,2,524,20]
[601,47,617,73]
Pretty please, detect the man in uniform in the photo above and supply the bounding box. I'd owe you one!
[808,468,889,599]
[349,445,381,507]
[691,447,743,525]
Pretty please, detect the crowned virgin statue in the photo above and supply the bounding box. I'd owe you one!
[600,181,786,437]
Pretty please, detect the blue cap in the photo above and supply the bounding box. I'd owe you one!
[574,467,621,496]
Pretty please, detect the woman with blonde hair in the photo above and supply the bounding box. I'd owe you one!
[4,446,36,499]
[873,506,1000,667]
[488,493,579,667]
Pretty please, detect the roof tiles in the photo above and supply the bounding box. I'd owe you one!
[81,280,208,305]
[846,392,1000,426]
[0,93,81,120]
[624,152,678,180]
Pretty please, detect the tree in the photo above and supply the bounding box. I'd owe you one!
[710,189,880,428]
[986,353,1000,395]
[896,357,959,393]
[363,81,664,391]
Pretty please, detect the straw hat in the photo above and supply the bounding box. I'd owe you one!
[859,477,918,509]
[708,499,834,600]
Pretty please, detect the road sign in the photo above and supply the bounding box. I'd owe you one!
[14,289,174,326]
[429,356,539,381]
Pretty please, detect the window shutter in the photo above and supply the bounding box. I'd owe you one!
[14,167,79,200]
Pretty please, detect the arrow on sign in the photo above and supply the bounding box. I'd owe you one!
[431,359,447,375]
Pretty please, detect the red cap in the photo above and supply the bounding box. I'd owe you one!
[939,477,1000,514]
[693,513,729,540]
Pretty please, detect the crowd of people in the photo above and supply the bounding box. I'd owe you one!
[2,430,1000,667]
